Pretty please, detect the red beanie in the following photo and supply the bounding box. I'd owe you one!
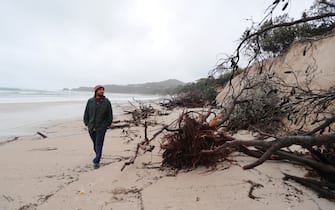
[94,85,104,92]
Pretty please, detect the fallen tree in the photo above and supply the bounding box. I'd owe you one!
[160,110,335,199]
[207,0,335,199]
[160,111,235,169]
[121,0,335,200]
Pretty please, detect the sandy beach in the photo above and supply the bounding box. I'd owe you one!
[0,106,334,210]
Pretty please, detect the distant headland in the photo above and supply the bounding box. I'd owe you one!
[64,79,185,95]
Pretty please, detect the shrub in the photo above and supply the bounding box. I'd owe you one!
[227,76,284,133]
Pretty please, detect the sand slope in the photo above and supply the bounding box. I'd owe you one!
[217,30,335,104]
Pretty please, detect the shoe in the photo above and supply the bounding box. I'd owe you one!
[93,163,100,169]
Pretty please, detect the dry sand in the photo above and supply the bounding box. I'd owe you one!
[0,108,334,210]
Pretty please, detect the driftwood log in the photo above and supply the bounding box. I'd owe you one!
[36,132,47,139]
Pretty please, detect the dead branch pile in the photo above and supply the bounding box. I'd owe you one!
[120,100,173,171]
[161,111,235,169]
[123,101,156,125]
[121,121,171,171]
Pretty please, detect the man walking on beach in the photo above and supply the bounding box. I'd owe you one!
[84,85,113,169]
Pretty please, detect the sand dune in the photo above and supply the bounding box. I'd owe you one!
[217,30,335,104]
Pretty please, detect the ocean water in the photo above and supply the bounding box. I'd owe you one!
[0,87,162,139]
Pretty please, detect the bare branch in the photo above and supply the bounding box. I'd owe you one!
[307,115,335,135]
[201,132,335,169]
[243,133,335,169]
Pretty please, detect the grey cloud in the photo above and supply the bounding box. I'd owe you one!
[0,0,314,90]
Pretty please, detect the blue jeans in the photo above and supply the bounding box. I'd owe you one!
[89,129,107,164]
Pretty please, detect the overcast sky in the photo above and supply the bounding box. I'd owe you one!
[0,0,315,90]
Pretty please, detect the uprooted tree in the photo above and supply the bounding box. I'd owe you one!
[206,0,335,198]
[122,0,335,199]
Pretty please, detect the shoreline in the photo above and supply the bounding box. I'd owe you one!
[0,101,85,139]
[0,108,333,210]
[0,100,139,141]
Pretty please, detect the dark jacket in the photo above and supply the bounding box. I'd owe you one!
[84,96,113,131]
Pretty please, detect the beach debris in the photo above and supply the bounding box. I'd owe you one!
[109,123,131,130]
[117,100,162,146]
[123,100,156,125]
[283,173,335,200]
[140,161,161,170]
[2,194,14,202]
[18,203,38,210]
[0,136,19,146]
[120,100,175,171]
[37,193,54,203]
[79,191,86,196]
[121,118,179,171]
[120,123,156,171]
[36,132,47,139]
[29,147,58,152]
[111,187,142,195]
[246,180,264,200]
